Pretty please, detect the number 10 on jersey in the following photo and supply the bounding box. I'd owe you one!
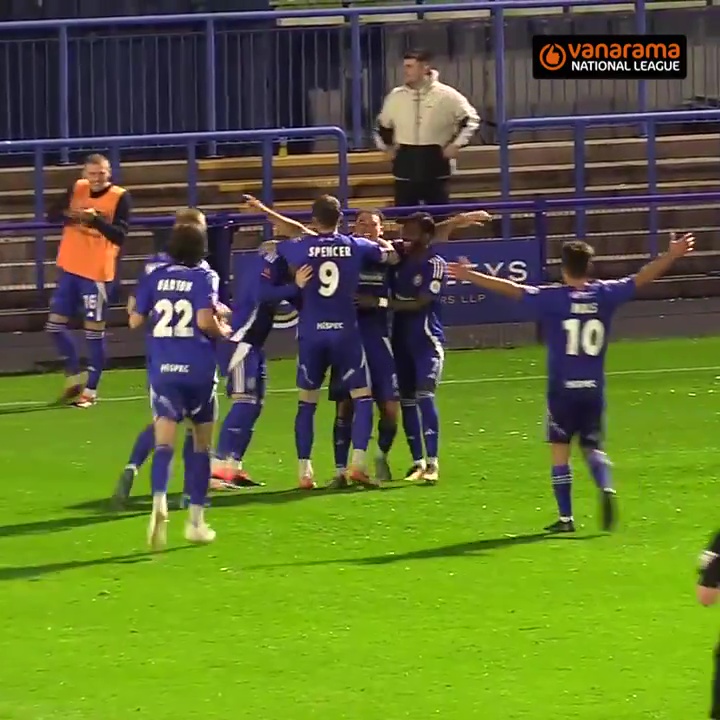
[563,318,605,356]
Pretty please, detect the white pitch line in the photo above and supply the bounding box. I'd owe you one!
[1,363,719,411]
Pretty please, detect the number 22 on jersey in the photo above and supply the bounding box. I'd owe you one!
[153,298,194,338]
[563,318,605,356]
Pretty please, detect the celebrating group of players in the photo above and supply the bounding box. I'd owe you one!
[110,195,492,548]
[45,154,697,549]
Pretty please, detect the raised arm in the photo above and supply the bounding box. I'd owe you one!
[634,232,694,288]
[434,210,492,243]
[448,256,528,301]
[244,194,315,239]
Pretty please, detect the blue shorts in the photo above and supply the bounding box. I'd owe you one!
[226,343,267,400]
[50,270,108,323]
[329,330,399,403]
[546,391,604,448]
[297,333,369,393]
[393,335,444,397]
[150,381,218,424]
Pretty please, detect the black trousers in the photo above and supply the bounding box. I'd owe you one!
[712,643,720,719]
[394,177,450,210]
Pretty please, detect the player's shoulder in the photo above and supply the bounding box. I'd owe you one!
[426,253,448,278]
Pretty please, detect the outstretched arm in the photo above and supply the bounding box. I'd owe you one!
[448,257,529,301]
[244,194,315,238]
[434,210,492,243]
[634,232,694,288]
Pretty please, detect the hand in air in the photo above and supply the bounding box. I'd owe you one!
[242,194,266,212]
[294,264,313,289]
[458,210,492,227]
[668,231,695,258]
[447,256,474,281]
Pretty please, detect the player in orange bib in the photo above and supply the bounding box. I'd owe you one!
[46,153,132,407]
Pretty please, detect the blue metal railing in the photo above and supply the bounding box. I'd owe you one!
[503,109,720,245]
[0,127,348,290]
[3,191,716,292]
[0,0,672,154]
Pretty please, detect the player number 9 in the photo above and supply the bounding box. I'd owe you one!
[562,318,605,357]
[318,261,339,297]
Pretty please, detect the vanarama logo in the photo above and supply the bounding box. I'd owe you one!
[533,35,687,79]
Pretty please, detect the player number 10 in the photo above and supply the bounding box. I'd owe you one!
[318,261,340,297]
[562,318,605,357]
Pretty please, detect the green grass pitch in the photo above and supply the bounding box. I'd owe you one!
[0,336,718,720]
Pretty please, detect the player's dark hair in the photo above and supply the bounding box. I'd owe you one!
[402,211,435,238]
[166,223,206,267]
[404,48,432,64]
[312,194,342,229]
[561,240,595,279]
[356,208,385,223]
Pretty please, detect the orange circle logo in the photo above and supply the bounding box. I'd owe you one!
[538,43,567,71]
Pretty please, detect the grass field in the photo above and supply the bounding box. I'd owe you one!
[1,336,719,720]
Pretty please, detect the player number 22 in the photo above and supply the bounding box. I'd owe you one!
[153,298,194,338]
[318,261,339,297]
[562,318,605,357]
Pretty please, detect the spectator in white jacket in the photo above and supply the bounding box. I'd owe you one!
[374,49,480,209]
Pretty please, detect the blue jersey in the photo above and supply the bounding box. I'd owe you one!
[391,251,447,344]
[135,263,218,386]
[278,232,385,339]
[521,278,636,394]
[230,251,297,348]
[143,253,219,306]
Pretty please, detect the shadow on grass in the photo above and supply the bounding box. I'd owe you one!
[0,512,144,539]
[0,546,193,582]
[68,481,419,514]
[244,531,605,570]
[0,401,69,416]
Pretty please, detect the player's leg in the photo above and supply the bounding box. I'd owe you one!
[213,344,264,488]
[711,643,720,720]
[184,384,219,544]
[45,271,84,402]
[327,365,353,488]
[394,339,425,479]
[148,385,182,549]
[111,422,154,509]
[368,336,400,482]
[75,280,109,408]
[338,340,377,488]
[414,346,444,484]
[295,341,328,489]
[578,395,616,531]
[546,394,576,533]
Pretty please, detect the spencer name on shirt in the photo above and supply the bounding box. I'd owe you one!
[156,279,194,293]
[308,246,352,258]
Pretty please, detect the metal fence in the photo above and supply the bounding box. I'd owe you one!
[1,0,718,157]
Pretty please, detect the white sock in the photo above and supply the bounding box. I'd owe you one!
[125,464,138,475]
[299,459,313,478]
[335,465,346,476]
[152,493,168,516]
[350,449,366,470]
[427,457,438,469]
[189,504,204,527]
[414,459,427,469]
